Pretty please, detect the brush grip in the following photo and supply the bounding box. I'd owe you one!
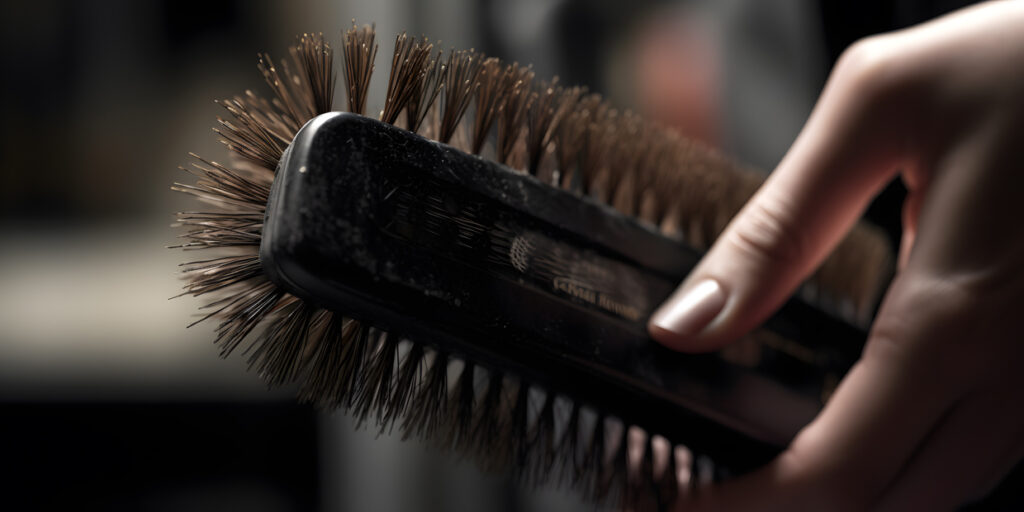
[261,112,868,474]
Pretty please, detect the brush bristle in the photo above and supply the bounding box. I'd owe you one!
[342,22,377,116]
[173,24,891,509]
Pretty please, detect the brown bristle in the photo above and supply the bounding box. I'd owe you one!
[352,331,400,425]
[177,27,360,393]
[257,53,313,128]
[508,383,531,469]
[607,111,646,215]
[469,370,508,465]
[331,319,373,408]
[343,22,378,115]
[213,98,286,170]
[496,63,534,166]
[441,359,477,450]
[401,349,450,440]
[237,90,302,141]
[470,57,507,155]
[637,130,685,222]
[293,32,335,115]
[579,105,615,200]
[381,33,433,125]
[220,34,335,173]
[384,341,426,426]
[206,280,285,357]
[247,299,316,386]
[525,81,574,176]
[176,254,262,297]
[554,93,599,192]
[172,153,270,216]
[405,50,445,134]
[524,390,558,485]
[295,311,340,404]
[438,49,484,144]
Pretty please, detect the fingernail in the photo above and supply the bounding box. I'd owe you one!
[650,279,726,337]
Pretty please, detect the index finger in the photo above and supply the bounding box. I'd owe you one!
[650,35,909,352]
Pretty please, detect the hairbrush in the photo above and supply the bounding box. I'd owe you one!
[172,25,892,508]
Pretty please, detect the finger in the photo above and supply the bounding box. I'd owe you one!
[680,274,970,510]
[683,356,958,511]
[877,385,1024,511]
[649,39,910,352]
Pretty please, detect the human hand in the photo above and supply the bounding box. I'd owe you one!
[648,2,1024,509]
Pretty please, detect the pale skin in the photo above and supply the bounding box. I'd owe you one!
[648,2,1024,510]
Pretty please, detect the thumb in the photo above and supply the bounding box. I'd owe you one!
[649,40,908,352]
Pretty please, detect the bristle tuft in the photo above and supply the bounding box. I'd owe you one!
[524,80,572,176]
[382,33,434,125]
[469,57,506,154]
[405,49,445,134]
[438,49,484,144]
[343,23,378,115]
[294,32,336,115]
[495,63,534,166]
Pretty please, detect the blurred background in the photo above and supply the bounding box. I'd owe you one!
[2,0,1019,511]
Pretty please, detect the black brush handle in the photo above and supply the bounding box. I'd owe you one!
[261,112,868,474]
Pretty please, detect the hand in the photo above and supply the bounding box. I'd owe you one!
[648,2,1024,510]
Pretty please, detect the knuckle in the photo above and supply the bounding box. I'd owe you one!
[834,35,907,103]
[776,445,872,512]
[837,36,895,81]
[864,272,989,374]
[724,196,808,267]
[861,320,914,369]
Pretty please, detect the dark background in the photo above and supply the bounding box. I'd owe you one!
[2,1,1018,510]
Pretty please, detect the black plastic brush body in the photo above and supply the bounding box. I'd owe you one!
[261,111,869,476]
